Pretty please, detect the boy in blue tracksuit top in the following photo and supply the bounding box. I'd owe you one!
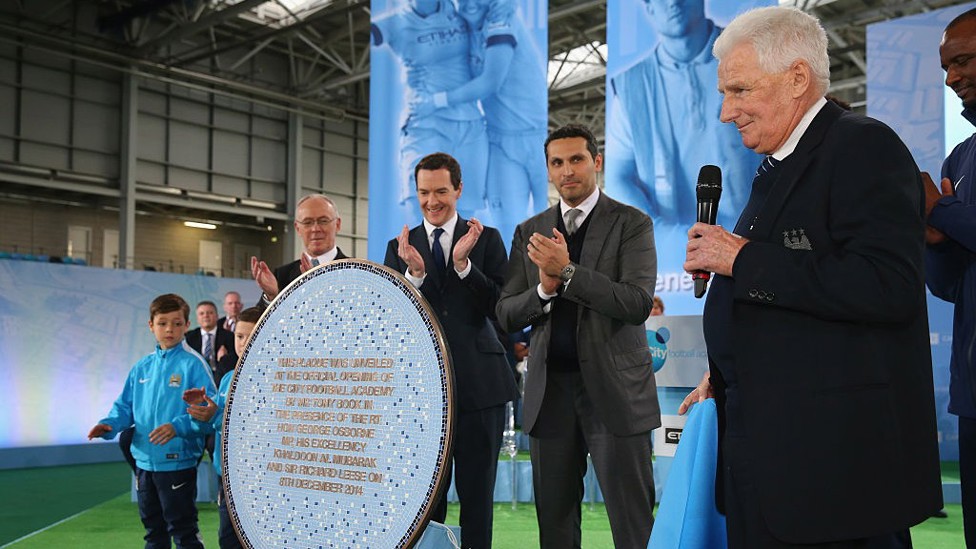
[183,306,262,549]
[88,293,216,549]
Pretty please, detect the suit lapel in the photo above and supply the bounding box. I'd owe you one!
[579,193,616,268]
[451,216,469,262]
[545,206,561,234]
[443,217,471,288]
[407,224,437,286]
[747,101,843,240]
[524,207,562,287]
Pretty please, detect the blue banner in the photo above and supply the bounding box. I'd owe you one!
[605,0,774,315]
[368,0,549,259]
[0,261,257,449]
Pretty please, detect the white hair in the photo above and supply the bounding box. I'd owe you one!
[714,6,830,95]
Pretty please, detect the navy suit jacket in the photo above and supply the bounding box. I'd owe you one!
[185,326,236,382]
[709,101,942,542]
[274,248,349,296]
[254,248,349,308]
[384,219,517,412]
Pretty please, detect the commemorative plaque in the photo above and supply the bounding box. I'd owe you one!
[223,259,455,549]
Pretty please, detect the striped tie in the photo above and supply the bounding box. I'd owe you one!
[756,155,779,178]
[203,332,214,368]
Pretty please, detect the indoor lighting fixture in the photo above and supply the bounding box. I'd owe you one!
[184,221,217,230]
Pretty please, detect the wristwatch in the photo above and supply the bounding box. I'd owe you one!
[559,263,576,282]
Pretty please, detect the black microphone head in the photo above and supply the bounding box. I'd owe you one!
[696,165,723,202]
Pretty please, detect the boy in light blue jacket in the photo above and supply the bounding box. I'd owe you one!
[89,293,215,549]
[183,306,262,549]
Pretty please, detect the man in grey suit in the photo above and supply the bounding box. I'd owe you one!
[496,124,660,548]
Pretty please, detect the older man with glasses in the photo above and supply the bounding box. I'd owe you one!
[250,194,349,308]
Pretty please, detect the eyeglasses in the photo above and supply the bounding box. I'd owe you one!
[296,217,335,228]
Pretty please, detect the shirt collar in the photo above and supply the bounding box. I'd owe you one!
[305,247,339,264]
[423,213,459,240]
[771,96,827,161]
[560,187,601,224]
[156,343,176,358]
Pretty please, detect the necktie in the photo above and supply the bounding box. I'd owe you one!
[203,332,214,368]
[755,155,779,179]
[431,227,447,277]
[565,208,583,235]
[225,318,235,333]
[742,156,782,232]
[311,257,320,267]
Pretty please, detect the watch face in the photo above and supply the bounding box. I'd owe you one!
[560,264,575,281]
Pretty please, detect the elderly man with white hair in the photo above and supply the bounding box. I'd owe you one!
[681,6,942,548]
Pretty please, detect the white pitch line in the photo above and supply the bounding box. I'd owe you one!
[0,506,95,548]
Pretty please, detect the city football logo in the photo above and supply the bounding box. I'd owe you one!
[647,327,670,373]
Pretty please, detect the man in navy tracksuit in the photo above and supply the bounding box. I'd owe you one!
[925,8,976,546]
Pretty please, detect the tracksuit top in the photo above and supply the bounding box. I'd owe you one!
[97,340,216,471]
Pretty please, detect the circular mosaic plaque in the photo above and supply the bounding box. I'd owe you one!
[223,259,454,549]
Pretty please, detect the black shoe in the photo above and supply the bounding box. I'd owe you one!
[932,508,948,518]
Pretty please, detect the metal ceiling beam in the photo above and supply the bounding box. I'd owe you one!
[134,0,268,55]
[550,0,605,21]
[0,22,354,121]
[97,0,184,33]
[165,1,366,68]
[551,75,606,99]
[826,27,866,74]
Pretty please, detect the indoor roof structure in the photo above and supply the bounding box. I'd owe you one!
[3,0,971,134]
[0,0,971,246]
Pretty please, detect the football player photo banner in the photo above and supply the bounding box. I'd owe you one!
[368,0,549,260]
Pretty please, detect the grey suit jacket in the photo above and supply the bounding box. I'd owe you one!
[496,191,660,436]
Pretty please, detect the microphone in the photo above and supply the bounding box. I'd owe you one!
[693,165,722,298]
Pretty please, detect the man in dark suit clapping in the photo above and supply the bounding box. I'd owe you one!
[384,152,516,549]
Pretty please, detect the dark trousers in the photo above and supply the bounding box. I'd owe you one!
[135,467,204,549]
[119,426,137,474]
[960,416,976,548]
[529,372,654,549]
[430,404,506,549]
[217,477,242,549]
[723,435,912,548]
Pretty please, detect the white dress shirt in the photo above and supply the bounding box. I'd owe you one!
[404,213,472,288]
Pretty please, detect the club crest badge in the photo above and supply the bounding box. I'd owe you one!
[168,373,182,387]
[783,229,812,251]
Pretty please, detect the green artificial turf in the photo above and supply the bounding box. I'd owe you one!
[2,495,610,549]
[0,462,966,548]
[941,460,960,482]
[0,461,132,546]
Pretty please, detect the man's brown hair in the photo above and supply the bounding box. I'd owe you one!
[414,152,462,190]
